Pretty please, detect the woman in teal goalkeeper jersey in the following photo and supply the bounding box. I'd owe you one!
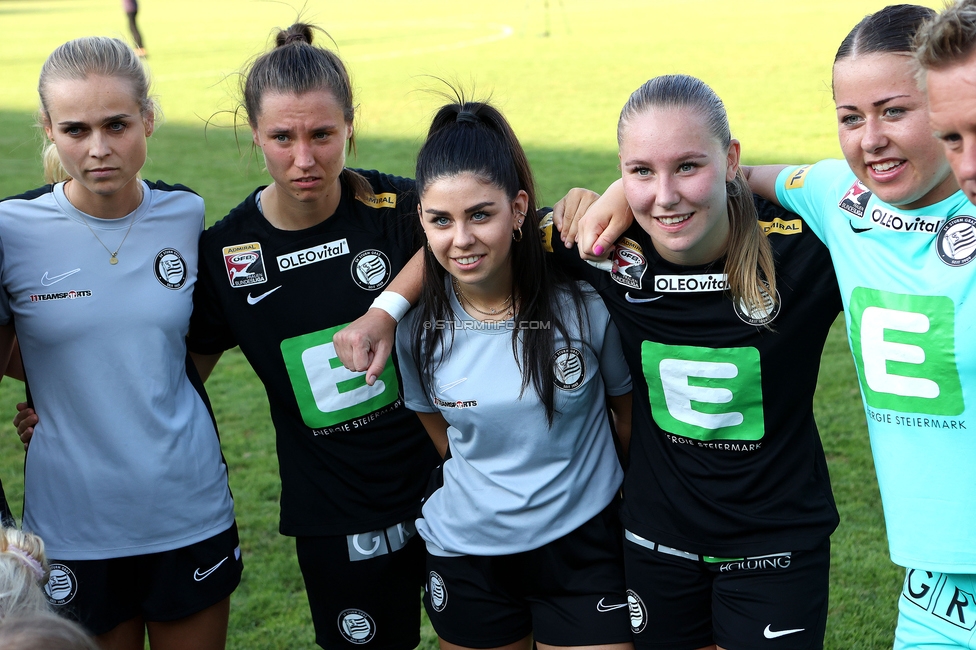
[751,10,976,649]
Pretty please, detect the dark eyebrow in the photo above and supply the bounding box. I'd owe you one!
[622,152,707,167]
[424,201,497,217]
[836,94,911,111]
[57,113,133,128]
[873,94,910,108]
[268,123,339,135]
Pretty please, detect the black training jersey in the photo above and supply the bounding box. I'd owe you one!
[189,170,440,537]
[546,199,842,556]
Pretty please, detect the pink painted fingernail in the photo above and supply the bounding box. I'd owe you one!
[593,244,604,256]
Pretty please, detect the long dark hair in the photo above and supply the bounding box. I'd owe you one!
[411,97,584,425]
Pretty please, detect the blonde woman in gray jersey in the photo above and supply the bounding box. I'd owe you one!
[0,37,240,650]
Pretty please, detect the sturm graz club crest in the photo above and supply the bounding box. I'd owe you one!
[627,589,647,634]
[428,571,448,612]
[351,250,391,290]
[44,563,78,606]
[154,248,187,290]
[734,281,781,326]
[937,215,976,267]
[553,347,585,390]
[337,608,376,644]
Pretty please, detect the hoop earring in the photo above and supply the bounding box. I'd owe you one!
[426,240,432,251]
[512,227,523,243]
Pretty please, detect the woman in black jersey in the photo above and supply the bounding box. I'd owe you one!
[580,74,841,650]
[183,23,441,650]
[337,74,843,650]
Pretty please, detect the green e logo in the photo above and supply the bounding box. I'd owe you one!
[642,342,765,441]
[849,288,963,415]
[280,323,399,429]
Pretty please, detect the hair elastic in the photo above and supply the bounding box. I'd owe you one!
[4,545,45,582]
[456,111,479,124]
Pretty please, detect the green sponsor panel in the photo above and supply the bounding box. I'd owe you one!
[642,342,765,441]
[848,289,963,415]
[280,323,399,429]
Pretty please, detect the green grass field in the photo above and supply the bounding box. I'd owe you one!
[0,0,942,647]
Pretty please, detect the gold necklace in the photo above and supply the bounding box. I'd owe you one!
[81,214,135,265]
[71,181,139,265]
[452,277,514,318]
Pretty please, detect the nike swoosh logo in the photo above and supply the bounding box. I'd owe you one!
[763,625,805,639]
[625,292,662,304]
[849,221,872,234]
[596,598,629,612]
[438,378,467,393]
[246,285,282,305]
[41,269,81,286]
[193,557,228,582]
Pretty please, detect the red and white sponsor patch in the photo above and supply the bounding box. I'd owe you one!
[222,242,267,288]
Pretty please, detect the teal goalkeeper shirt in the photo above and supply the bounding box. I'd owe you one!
[776,159,976,573]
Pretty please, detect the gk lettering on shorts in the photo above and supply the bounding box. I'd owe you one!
[642,341,765,442]
[222,242,267,287]
[276,238,349,272]
[346,520,417,562]
[280,322,400,430]
[903,570,976,631]
[848,289,963,416]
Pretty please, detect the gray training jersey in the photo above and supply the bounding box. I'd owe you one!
[0,181,235,560]
[397,281,630,557]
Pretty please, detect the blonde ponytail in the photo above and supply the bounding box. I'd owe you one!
[42,143,69,185]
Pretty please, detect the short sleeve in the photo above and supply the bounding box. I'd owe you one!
[395,308,437,413]
[775,160,852,243]
[582,289,631,396]
[0,240,10,326]
[187,232,236,354]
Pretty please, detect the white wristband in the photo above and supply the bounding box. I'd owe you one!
[369,291,411,323]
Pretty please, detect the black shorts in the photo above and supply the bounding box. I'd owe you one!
[423,502,631,648]
[624,530,829,650]
[45,522,243,636]
[295,519,425,650]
